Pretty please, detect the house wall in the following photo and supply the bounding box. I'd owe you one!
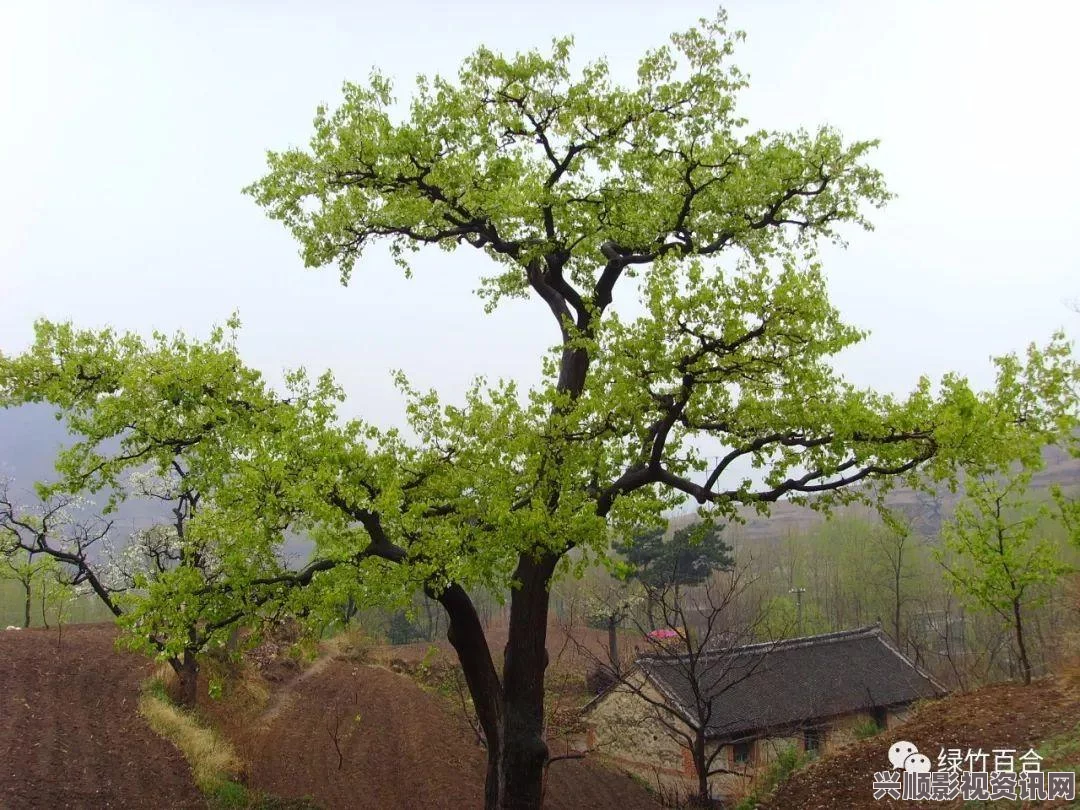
[585,690,907,802]
[821,710,878,749]
[585,674,688,779]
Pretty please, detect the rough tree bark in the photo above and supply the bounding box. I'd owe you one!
[435,583,504,810]
[430,554,561,810]
[498,553,559,809]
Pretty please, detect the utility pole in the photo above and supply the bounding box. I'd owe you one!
[789,587,806,636]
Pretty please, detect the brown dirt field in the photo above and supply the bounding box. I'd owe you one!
[378,622,641,667]
[761,672,1080,810]
[234,655,661,810]
[0,624,205,810]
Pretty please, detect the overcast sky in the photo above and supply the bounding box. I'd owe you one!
[2,0,1078,432]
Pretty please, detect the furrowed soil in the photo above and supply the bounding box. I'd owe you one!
[234,653,662,809]
[761,670,1080,810]
[1,621,660,809]
[0,624,205,810]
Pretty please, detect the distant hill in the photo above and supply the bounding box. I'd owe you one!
[0,403,172,537]
[0,402,72,491]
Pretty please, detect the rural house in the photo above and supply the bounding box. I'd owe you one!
[583,625,946,797]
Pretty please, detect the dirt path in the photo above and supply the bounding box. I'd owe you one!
[0,625,205,810]
[238,657,660,810]
[248,653,336,731]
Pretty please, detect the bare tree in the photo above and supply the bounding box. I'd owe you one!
[575,564,772,807]
[584,584,643,680]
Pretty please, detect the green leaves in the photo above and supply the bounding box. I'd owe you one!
[245,11,888,311]
[937,471,1073,623]
[243,12,1080,619]
[615,522,733,589]
[8,10,1077,690]
[0,317,362,664]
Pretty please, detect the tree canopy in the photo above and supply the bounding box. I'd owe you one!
[4,10,1079,808]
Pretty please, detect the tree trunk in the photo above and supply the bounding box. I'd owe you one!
[892,566,902,650]
[169,650,199,707]
[41,579,50,630]
[434,583,504,810]
[1012,596,1032,685]
[439,564,562,810]
[607,615,620,677]
[341,594,357,626]
[497,552,559,809]
[693,733,711,807]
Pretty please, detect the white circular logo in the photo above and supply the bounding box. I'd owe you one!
[888,740,918,769]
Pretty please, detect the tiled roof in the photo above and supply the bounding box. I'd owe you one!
[636,625,945,740]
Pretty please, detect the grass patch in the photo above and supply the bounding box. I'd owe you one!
[0,579,115,627]
[959,721,1080,809]
[139,673,321,809]
[852,719,883,740]
[206,780,321,810]
[1038,720,1080,773]
[732,745,810,810]
[138,688,243,793]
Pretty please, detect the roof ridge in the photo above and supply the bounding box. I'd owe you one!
[873,628,950,694]
[637,623,882,666]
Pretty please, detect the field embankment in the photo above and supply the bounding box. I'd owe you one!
[0,621,660,809]
[219,633,661,810]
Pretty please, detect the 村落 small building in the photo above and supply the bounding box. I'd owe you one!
[583,625,945,799]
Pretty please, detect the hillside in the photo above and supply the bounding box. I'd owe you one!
[227,655,658,810]
[760,671,1080,809]
[0,624,660,809]
[667,442,1080,543]
[0,625,204,809]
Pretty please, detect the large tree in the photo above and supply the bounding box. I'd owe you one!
[241,12,1078,807]
[4,11,1077,810]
